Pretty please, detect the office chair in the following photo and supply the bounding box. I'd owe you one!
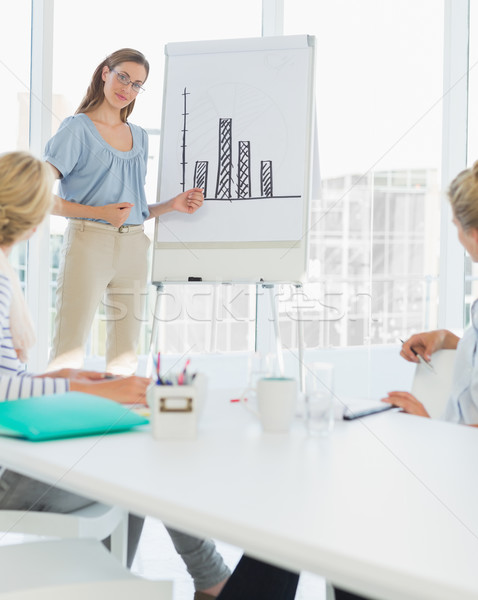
[0,502,128,565]
[0,538,172,599]
[410,348,456,418]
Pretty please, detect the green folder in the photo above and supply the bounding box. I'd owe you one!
[0,392,149,441]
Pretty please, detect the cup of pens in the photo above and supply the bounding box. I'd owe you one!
[147,354,207,440]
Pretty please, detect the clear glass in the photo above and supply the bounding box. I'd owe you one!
[304,362,335,435]
[283,0,444,347]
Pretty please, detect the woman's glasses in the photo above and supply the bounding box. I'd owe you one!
[110,69,145,94]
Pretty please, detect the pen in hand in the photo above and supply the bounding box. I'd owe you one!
[400,339,436,374]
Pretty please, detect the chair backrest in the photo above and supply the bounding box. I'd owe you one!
[411,349,456,419]
[0,503,128,565]
[0,579,170,600]
[0,538,172,600]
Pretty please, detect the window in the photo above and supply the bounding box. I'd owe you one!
[22,1,472,370]
[466,1,478,325]
[0,1,31,296]
[0,2,31,154]
[282,0,444,347]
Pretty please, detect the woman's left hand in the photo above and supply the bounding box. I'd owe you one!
[171,188,204,214]
[381,391,430,417]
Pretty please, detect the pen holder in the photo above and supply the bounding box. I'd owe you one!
[147,373,207,440]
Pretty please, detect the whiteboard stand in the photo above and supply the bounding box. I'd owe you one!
[209,284,219,353]
[148,282,305,391]
[260,283,285,376]
[294,283,305,394]
[147,282,164,378]
[256,282,305,391]
[148,282,221,367]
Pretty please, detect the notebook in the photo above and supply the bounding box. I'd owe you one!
[0,392,149,441]
[342,397,397,420]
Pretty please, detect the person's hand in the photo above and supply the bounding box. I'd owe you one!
[170,188,204,214]
[98,202,134,227]
[381,391,430,417]
[400,330,458,364]
[70,375,151,406]
[41,369,112,381]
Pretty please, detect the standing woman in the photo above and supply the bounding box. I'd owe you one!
[45,48,203,376]
[44,49,230,599]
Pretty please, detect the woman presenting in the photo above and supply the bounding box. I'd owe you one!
[45,48,203,376]
[44,49,232,599]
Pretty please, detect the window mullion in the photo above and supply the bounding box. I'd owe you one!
[439,0,469,331]
[28,0,54,372]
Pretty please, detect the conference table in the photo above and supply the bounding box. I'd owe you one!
[0,389,477,600]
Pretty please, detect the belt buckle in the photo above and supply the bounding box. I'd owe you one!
[118,225,129,233]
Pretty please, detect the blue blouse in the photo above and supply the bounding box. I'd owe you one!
[44,113,150,225]
[442,299,478,424]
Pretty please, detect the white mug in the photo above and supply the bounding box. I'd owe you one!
[241,377,297,433]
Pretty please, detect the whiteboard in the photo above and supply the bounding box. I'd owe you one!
[152,35,317,284]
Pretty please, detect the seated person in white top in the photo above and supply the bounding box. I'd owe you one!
[0,150,151,566]
[0,151,301,600]
[380,161,478,427]
[0,152,151,402]
[334,162,478,599]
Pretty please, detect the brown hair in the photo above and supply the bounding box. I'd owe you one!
[448,161,478,231]
[75,48,150,123]
[0,152,54,246]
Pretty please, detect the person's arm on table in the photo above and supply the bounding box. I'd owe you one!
[22,371,150,406]
[69,375,150,406]
[381,329,461,419]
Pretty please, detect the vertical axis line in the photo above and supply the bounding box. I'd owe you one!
[180,87,189,192]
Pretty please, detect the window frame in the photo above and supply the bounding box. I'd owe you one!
[27,0,470,372]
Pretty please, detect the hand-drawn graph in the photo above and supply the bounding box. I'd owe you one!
[157,38,313,245]
[180,88,301,202]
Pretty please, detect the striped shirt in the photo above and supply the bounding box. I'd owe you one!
[0,275,69,401]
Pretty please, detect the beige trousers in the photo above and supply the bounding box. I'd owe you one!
[48,220,150,375]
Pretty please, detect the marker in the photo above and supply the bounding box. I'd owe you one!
[400,339,436,374]
[156,352,164,384]
[178,359,190,385]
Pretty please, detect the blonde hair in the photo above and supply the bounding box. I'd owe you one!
[0,151,54,246]
[76,48,149,123]
[448,161,478,231]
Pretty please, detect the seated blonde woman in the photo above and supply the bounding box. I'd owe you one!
[334,161,478,599]
[0,151,300,600]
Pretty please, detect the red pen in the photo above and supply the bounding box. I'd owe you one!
[178,359,190,385]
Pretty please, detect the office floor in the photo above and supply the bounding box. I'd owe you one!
[132,516,326,600]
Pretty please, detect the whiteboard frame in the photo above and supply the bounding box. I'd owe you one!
[152,35,316,285]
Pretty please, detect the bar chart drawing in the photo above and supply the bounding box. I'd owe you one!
[181,89,301,202]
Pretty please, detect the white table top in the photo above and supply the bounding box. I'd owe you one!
[0,390,477,600]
